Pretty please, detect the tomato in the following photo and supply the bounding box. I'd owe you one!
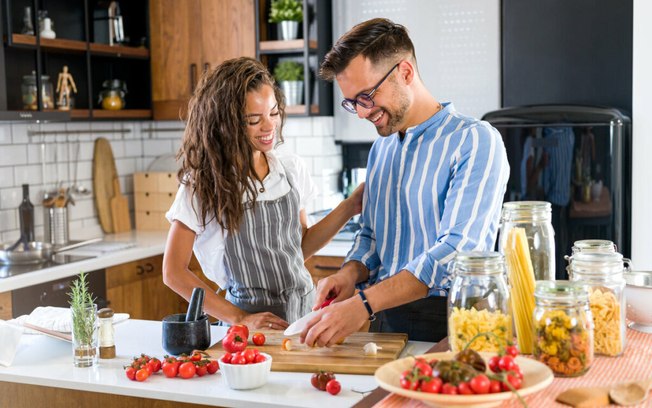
[222,332,247,353]
[512,364,524,380]
[469,374,491,394]
[190,352,202,362]
[458,381,473,395]
[399,369,419,391]
[230,353,247,365]
[441,383,458,395]
[252,332,266,346]
[502,374,522,391]
[135,368,150,382]
[147,357,161,373]
[413,360,433,377]
[326,379,341,395]
[311,371,336,391]
[505,345,519,358]
[243,348,257,364]
[488,355,501,373]
[489,379,502,393]
[125,367,136,381]
[162,361,180,378]
[207,360,220,374]
[227,324,249,340]
[179,361,197,379]
[420,377,442,393]
[220,352,233,364]
[195,364,208,377]
[254,354,267,363]
[498,355,516,372]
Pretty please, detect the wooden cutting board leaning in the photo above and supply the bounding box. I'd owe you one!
[208,330,408,375]
[110,177,131,232]
[92,138,118,233]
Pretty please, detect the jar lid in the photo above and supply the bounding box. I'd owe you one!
[569,251,623,265]
[97,307,114,318]
[452,251,504,274]
[501,201,551,221]
[535,280,589,302]
[572,239,616,253]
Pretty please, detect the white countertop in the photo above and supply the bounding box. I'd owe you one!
[0,319,433,407]
[315,239,353,258]
[0,231,169,293]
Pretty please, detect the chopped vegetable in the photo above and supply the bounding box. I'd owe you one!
[363,342,382,356]
[282,338,293,351]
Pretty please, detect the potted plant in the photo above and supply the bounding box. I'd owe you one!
[68,272,98,367]
[274,60,304,106]
[268,0,303,41]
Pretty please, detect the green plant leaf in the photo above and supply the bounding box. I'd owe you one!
[274,61,304,82]
[269,0,303,23]
[68,272,97,345]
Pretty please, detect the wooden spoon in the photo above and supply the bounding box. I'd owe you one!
[610,378,652,406]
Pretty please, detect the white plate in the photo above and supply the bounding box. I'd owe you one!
[374,351,554,408]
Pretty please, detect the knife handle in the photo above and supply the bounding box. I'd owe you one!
[320,296,335,309]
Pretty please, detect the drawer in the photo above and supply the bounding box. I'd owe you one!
[106,256,163,288]
[135,191,176,212]
[134,172,179,193]
[305,256,344,284]
[135,211,170,231]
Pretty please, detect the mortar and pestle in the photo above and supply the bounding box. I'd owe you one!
[162,287,210,355]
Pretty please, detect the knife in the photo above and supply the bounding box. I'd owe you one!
[283,296,335,336]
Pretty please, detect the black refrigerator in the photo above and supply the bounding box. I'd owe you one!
[482,105,631,279]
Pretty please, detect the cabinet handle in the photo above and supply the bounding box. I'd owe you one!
[190,63,198,93]
[145,263,154,273]
[314,265,341,271]
[136,265,145,275]
[39,291,48,303]
[204,62,210,73]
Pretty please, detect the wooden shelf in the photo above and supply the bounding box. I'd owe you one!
[89,43,149,59]
[285,104,319,115]
[70,109,91,119]
[259,39,317,53]
[91,109,152,119]
[11,34,86,53]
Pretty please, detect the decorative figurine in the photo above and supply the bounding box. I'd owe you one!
[56,66,77,110]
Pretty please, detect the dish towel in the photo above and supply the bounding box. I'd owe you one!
[9,306,129,334]
[0,319,24,366]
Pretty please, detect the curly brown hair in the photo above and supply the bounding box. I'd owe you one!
[177,57,286,233]
[319,18,416,81]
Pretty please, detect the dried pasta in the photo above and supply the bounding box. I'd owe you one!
[504,227,536,354]
[588,288,623,356]
[448,307,512,352]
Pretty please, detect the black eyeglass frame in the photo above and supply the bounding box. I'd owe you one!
[341,63,400,114]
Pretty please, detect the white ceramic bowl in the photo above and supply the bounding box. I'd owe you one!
[624,271,652,333]
[220,353,272,390]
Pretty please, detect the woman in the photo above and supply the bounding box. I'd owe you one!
[163,57,362,330]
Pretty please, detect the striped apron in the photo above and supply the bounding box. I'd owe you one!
[223,171,314,323]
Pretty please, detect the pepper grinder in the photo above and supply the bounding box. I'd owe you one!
[97,307,116,359]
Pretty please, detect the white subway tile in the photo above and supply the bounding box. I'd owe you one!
[13,165,43,185]
[0,145,28,166]
[311,116,335,136]
[283,117,312,137]
[2,230,20,243]
[0,125,12,144]
[110,140,126,158]
[124,140,143,157]
[115,158,137,176]
[0,167,14,188]
[0,187,21,210]
[69,199,95,220]
[65,122,92,133]
[0,209,17,231]
[142,139,175,156]
[79,141,94,160]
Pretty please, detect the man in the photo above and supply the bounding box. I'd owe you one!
[300,18,509,346]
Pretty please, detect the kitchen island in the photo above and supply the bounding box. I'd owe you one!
[0,319,432,408]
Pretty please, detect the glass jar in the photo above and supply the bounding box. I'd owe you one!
[499,201,555,281]
[98,79,127,110]
[21,72,54,110]
[534,281,594,377]
[447,251,512,353]
[571,239,617,255]
[568,252,628,356]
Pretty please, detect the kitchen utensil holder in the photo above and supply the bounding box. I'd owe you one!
[44,207,69,246]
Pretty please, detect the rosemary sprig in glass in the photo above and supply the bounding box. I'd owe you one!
[68,272,97,344]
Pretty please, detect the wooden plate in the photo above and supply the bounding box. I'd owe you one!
[374,351,553,408]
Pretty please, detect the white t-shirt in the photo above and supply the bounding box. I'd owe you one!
[165,151,317,288]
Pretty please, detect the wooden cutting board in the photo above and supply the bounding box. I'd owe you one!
[93,138,118,233]
[110,177,131,232]
[207,330,408,375]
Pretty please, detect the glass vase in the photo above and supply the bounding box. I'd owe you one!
[71,303,99,367]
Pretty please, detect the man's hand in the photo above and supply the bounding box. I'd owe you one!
[300,295,369,347]
[311,267,358,311]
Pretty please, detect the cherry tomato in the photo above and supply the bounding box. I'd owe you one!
[498,355,516,372]
[220,352,233,364]
[399,369,419,391]
[190,352,202,362]
[441,383,458,395]
[488,355,501,373]
[230,353,247,365]
[135,368,150,382]
[179,361,197,379]
[147,357,161,373]
[489,379,502,393]
[222,332,247,353]
[420,377,443,393]
[195,364,208,377]
[252,332,266,346]
[458,381,473,395]
[413,360,433,377]
[227,324,249,340]
[469,374,491,394]
[207,360,220,374]
[254,354,267,363]
[125,367,136,381]
[243,348,257,364]
[505,345,519,358]
[326,379,341,395]
[162,361,179,378]
[503,374,522,391]
[311,371,336,391]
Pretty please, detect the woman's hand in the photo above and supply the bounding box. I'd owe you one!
[237,312,289,330]
[346,182,365,216]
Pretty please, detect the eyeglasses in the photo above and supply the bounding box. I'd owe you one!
[341,63,399,114]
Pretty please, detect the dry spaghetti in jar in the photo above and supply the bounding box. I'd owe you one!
[533,281,594,377]
[447,252,513,353]
[567,251,629,356]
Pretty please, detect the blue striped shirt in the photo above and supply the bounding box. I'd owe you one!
[345,103,510,297]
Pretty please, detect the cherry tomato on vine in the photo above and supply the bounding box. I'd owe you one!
[469,374,491,394]
[505,345,519,358]
[179,361,197,379]
[125,367,136,381]
[135,368,150,382]
[207,360,220,374]
[420,377,443,394]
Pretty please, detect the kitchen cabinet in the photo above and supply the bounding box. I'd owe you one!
[105,254,183,321]
[255,0,333,116]
[149,0,256,121]
[304,255,343,286]
[0,291,11,320]
[0,0,151,120]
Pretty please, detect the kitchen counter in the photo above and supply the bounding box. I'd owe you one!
[0,319,433,408]
[0,231,169,293]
